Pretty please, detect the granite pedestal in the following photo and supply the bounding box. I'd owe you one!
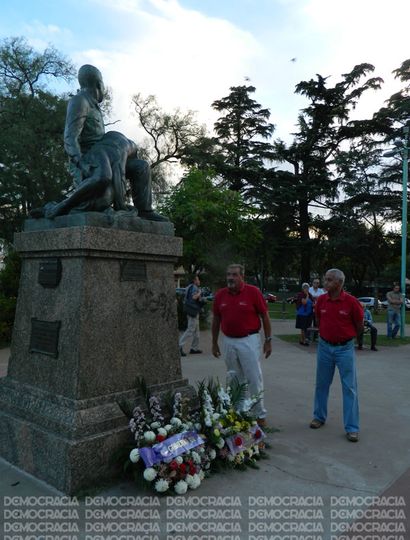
[0,214,191,494]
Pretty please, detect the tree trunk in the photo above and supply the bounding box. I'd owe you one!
[299,198,311,282]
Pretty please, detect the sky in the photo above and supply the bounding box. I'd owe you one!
[1,0,409,146]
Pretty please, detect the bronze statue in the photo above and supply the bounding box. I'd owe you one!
[32,64,167,221]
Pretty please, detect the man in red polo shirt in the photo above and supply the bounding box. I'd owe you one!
[310,268,364,442]
[212,264,272,426]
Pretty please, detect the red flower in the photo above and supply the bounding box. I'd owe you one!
[156,434,166,442]
[169,460,178,470]
[189,464,196,475]
[254,429,262,439]
[234,436,243,447]
[179,463,187,474]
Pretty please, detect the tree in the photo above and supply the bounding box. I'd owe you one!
[210,84,275,191]
[0,36,74,97]
[272,64,383,281]
[0,37,76,241]
[159,168,261,281]
[132,93,206,197]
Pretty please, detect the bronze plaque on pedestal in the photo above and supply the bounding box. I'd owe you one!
[30,319,61,358]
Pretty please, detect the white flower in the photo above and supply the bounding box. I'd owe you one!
[194,423,202,431]
[209,449,216,460]
[174,480,188,494]
[144,431,156,443]
[247,448,253,458]
[227,454,235,462]
[157,427,167,436]
[197,446,205,454]
[191,451,201,464]
[253,445,260,455]
[164,424,172,432]
[204,416,212,427]
[199,470,205,480]
[129,449,140,463]
[150,421,161,429]
[155,479,169,493]
[213,413,220,420]
[143,468,157,482]
[186,473,201,489]
[216,438,225,449]
[170,417,182,427]
[175,456,183,465]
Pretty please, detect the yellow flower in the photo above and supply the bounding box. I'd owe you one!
[213,428,220,437]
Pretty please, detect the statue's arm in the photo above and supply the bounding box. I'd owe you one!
[64,94,89,165]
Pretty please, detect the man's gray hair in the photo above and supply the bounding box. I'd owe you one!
[302,282,310,289]
[227,263,244,276]
[326,268,345,286]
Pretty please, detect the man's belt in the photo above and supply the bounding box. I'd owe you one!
[320,337,353,347]
[226,330,259,338]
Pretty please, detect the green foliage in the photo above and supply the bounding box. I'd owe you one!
[0,249,21,297]
[0,37,76,242]
[159,168,261,278]
[0,249,21,344]
[0,295,16,345]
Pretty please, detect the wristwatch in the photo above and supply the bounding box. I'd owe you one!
[265,337,272,342]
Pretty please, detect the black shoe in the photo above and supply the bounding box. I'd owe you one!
[346,432,359,442]
[180,348,186,357]
[189,349,202,354]
[357,345,363,350]
[139,210,169,222]
[310,419,324,429]
[371,346,378,351]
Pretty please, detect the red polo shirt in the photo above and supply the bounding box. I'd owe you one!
[213,283,267,338]
[315,291,363,342]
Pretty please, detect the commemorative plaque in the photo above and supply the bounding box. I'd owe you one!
[120,260,147,281]
[29,318,61,358]
[38,258,62,288]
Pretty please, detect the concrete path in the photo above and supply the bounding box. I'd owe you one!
[1,321,410,539]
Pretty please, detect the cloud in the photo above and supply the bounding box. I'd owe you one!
[75,0,261,141]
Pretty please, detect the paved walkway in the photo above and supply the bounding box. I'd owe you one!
[1,321,410,539]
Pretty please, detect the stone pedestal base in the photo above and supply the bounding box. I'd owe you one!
[0,222,191,494]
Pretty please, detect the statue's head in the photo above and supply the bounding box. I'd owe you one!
[78,64,104,103]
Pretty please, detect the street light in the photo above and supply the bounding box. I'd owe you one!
[383,125,409,337]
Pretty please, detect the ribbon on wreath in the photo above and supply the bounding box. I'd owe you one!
[225,425,265,456]
[139,431,205,467]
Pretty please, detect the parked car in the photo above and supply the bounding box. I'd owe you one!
[263,292,277,303]
[380,298,410,310]
[357,297,377,309]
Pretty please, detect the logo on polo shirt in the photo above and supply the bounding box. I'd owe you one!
[339,310,348,315]
[239,302,248,306]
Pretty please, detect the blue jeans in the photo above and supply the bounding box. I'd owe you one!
[313,339,359,433]
[387,309,400,338]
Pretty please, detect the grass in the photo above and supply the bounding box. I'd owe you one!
[268,302,410,324]
[276,334,410,347]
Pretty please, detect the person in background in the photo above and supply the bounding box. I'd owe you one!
[309,278,326,339]
[386,283,403,339]
[310,268,363,443]
[295,283,314,346]
[309,278,325,303]
[179,275,204,356]
[357,303,378,351]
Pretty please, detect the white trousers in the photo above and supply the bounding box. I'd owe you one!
[223,333,267,419]
[179,314,200,351]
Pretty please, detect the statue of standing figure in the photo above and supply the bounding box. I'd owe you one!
[32,64,167,221]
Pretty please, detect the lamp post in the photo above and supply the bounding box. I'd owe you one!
[384,125,409,337]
